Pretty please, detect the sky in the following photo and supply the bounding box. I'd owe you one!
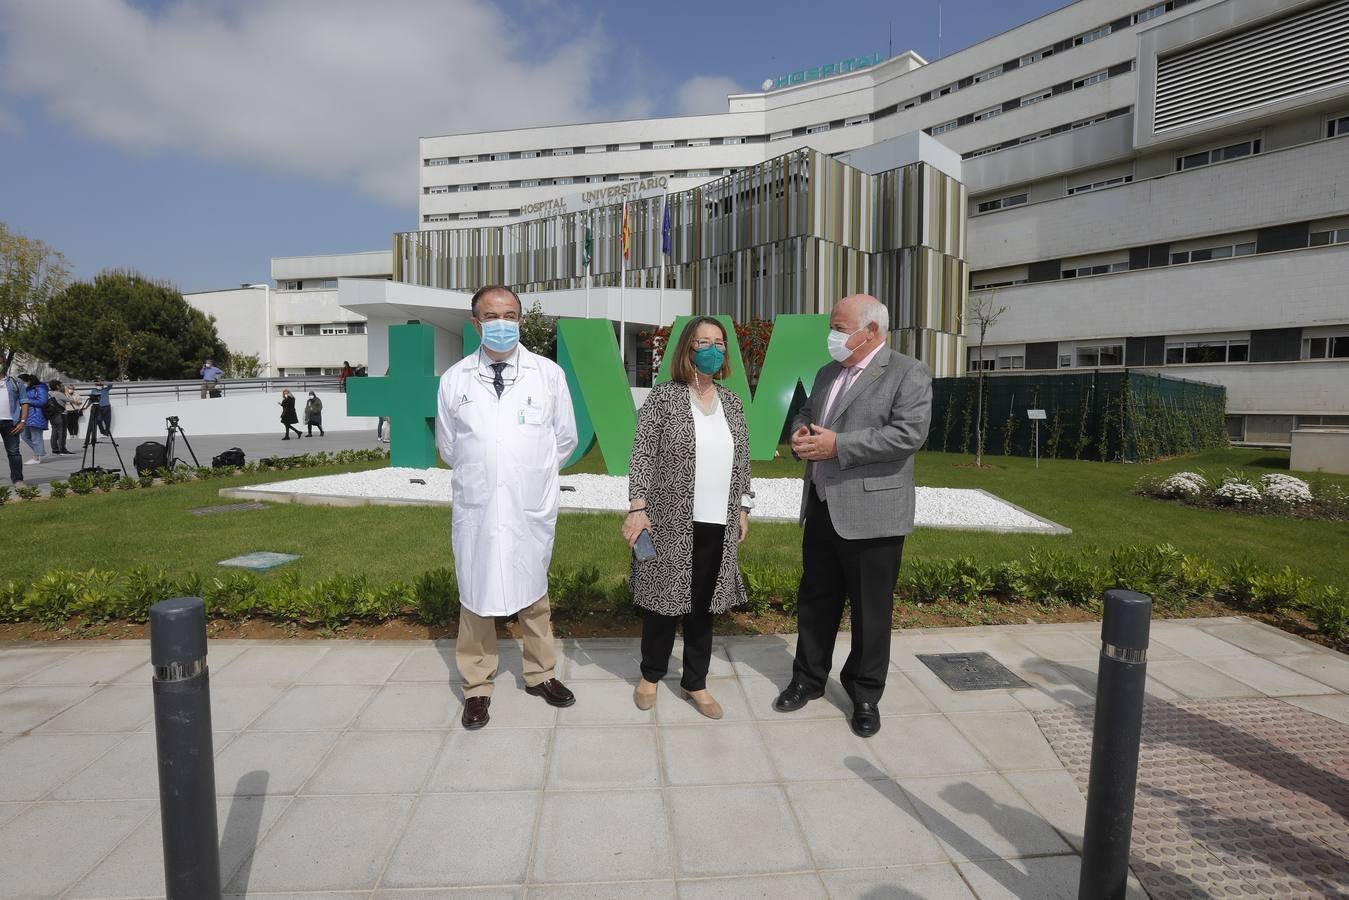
[0,0,1069,293]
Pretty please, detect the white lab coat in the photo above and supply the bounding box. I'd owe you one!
[435,346,578,617]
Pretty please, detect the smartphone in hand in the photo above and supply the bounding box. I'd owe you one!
[634,528,657,562]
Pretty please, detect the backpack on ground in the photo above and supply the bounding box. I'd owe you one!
[134,441,168,475]
[212,447,246,469]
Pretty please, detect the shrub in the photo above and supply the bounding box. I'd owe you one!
[1179,555,1222,603]
[96,473,120,492]
[1258,473,1313,504]
[1021,549,1109,608]
[740,566,774,616]
[1301,587,1347,642]
[0,485,10,505]
[414,566,459,626]
[119,566,178,623]
[1249,566,1313,613]
[195,467,215,481]
[901,557,994,604]
[137,472,156,489]
[71,569,124,622]
[1212,476,1261,506]
[0,580,25,620]
[17,571,78,625]
[1156,471,1208,498]
[117,475,138,491]
[991,560,1030,601]
[550,566,607,618]
[1109,544,1187,610]
[48,480,69,499]
[69,474,96,495]
[16,485,40,501]
[1223,557,1264,606]
[203,572,260,618]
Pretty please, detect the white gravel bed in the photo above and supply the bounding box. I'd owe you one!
[230,468,1067,533]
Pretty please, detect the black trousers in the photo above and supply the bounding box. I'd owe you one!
[49,414,67,453]
[792,492,905,705]
[640,522,723,691]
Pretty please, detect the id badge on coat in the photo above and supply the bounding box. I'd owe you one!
[519,405,543,426]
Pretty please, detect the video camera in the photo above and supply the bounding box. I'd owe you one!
[166,415,180,428]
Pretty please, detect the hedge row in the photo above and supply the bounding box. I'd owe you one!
[2,544,1344,643]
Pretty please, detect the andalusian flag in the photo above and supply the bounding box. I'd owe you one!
[661,196,672,255]
[622,202,631,260]
[581,220,593,269]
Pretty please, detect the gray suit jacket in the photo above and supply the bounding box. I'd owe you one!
[794,347,933,539]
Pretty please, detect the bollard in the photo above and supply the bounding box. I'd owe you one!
[1078,589,1152,900]
[150,597,222,900]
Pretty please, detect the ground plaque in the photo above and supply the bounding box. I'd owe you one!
[917,652,1029,691]
[191,502,268,516]
[218,551,301,572]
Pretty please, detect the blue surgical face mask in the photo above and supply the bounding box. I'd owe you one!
[480,319,520,353]
[692,344,725,375]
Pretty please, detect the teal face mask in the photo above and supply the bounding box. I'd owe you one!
[692,344,725,375]
[481,319,520,352]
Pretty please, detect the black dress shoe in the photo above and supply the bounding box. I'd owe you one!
[850,701,881,738]
[525,678,576,708]
[462,695,490,730]
[773,681,825,713]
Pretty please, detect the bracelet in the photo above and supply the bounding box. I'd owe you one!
[626,508,647,516]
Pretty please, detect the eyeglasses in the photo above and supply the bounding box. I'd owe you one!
[691,339,728,351]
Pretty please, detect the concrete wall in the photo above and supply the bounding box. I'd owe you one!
[1290,428,1349,475]
[109,391,377,439]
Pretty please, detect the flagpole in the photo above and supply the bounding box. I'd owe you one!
[583,213,590,318]
[659,193,667,330]
[620,201,627,381]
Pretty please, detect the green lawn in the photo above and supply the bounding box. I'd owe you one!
[3,448,1346,594]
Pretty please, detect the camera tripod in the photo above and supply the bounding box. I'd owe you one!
[163,416,200,470]
[78,397,127,476]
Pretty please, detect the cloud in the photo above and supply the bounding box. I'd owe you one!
[674,75,741,116]
[0,104,20,134]
[0,0,650,207]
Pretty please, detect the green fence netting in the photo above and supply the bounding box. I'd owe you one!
[926,371,1227,462]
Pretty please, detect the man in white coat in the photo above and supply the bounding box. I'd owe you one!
[436,284,579,730]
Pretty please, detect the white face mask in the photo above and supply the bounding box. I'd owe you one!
[827,328,860,363]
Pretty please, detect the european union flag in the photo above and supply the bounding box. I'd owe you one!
[661,197,672,255]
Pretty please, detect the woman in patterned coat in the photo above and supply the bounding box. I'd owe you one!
[623,317,753,719]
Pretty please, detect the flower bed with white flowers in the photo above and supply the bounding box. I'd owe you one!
[1134,469,1347,521]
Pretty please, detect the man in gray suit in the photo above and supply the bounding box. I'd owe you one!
[774,294,932,737]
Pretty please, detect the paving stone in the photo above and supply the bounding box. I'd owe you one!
[548,725,659,790]
[426,727,551,792]
[676,873,826,898]
[1147,660,1265,699]
[646,676,749,724]
[759,719,885,781]
[298,644,411,684]
[1147,626,1248,659]
[199,682,288,731]
[525,882,673,899]
[232,794,414,893]
[1203,655,1338,697]
[210,644,330,683]
[724,637,797,677]
[738,670,856,721]
[212,731,339,796]
[18,648,147,685]
[0,732,124,800]
[819,864,977,898]
[356,682,462,730]
[51,731,161,800]
[560,643,643,680]
[900,772,1072,862]
[889,633,960,668]
[302,730,443,795]
[1283,694,1349,726]
[1013,631,1100,662]
[0,648,74,683]
[1003,770,1087,851]
[956,854,1150,899]
[0,799,154,898]
[249,683,377,731]
[787,778,949,868]
[668,784,810,877]
[659,723,777,786]
[554,678,653,725]
[903,663,1025,714]
[866,714,993,778]
[476,682,562,728]
[1267,653,1349,693]
[374,890,524,899]
[34,684,154,733]
[947,711,1064,771]
[67,795,290,899]
[0,802,26,829]
[531,789,672,883]
[1201,622,1320,657]
[0,684,98,732]
[389,644,462,682]
[381,792,537,888]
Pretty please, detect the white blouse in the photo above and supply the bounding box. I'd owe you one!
[691,392,734,525]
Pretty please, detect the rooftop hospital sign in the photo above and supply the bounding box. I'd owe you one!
[517,175,671,223]
[762,53,886,91]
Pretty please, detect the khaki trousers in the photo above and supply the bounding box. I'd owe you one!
[456,595,556,698]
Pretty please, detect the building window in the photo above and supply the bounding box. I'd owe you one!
[1170,241,1255,264]
[491,153,511,161]
[973,106,1002,122]
[320,325,349,336]
[520,150,538,159]
[554,177,573,185]
[1302,334,1349,359]
[424,214,451,223]
[1061,263,1112,278]
[425,185,450,194]
[1073,25,1112,46]
[974,66,1003,83]
[653,141,675,149]
[348,323,367,335]
[520,179,539,188]
[458,184,475,192]
[1328,114,1349,138]
[459,156,477,164]
[1176,139,1260,171]
[976,193,1028,213]
[584,145,605,154]
[687,138,711,147]
[1310,228,1349,246]
[458,212,479,219]
[769,130,792,141]
[618,142,640,151]
[844,115,871,127]
[1076,344,1123,367]
[585,176,602,183]
[425,157,450,166]
[1059,354,1073,368]
[489,210,510,218]
[686,169,711,177]
[721,136,744,145]
[1165,338,1250,364]
[805,123,831,134]
[1067,175,1133,195]
[1134,3,1168,23]
[552,148,573,156]
[1021,49,1050,66]
[1073,71,1108,89]
[997,353,1026,370]
[930,120,958,136]
[489,182,509,190]
[1021,90,1052,107]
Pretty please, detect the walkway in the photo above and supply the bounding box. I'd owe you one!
[0,616,1345,898]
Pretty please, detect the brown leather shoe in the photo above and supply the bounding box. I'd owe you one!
[461,695,490,730]
[525,678,576,708]
[681,688,723,720]
[634,678,658,711]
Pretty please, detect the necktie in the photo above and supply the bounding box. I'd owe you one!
[490,362,507,398]
[821,366,859,427]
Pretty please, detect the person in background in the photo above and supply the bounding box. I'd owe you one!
[63,382,83,441]
[376,416,389,443]
[17,374,49,464]
[200,359,224,398]
[340,360,353,393]
[624,316,753,719]
[88,378,112,440]
[1,370,27,487]
[279,388,303,440]
[46,381,71,455]
[304,391,325,437]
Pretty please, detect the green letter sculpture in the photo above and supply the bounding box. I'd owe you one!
[345,323,441,468]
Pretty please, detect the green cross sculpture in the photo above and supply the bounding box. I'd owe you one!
[346,324,441,468]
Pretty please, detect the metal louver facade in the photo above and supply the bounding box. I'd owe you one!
[1153,0,1349,132]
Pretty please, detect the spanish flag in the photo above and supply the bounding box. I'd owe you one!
[622,202,631,261]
